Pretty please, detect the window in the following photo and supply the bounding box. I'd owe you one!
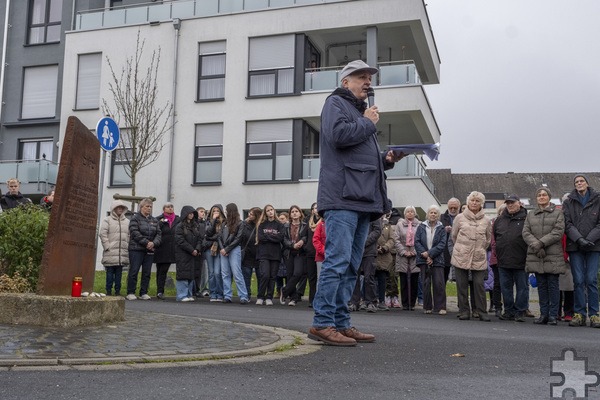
[194,123,223,184]
[28,0,62,44]
[110,130,132,186]
[75,53,102,110]
[302,123,320,179]
[19,139,54,161]
[246,120,292,182]
[248,35,295,96]
[22,65,59,119]
[198,41,226,101]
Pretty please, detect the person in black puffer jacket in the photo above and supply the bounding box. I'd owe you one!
[126,198,162,300]
[174,205,203,302]
[153,203,180,300]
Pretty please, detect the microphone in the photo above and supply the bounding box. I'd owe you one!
[367,87,375,108]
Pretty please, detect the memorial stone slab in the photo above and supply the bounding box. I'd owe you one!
[37,116,100,295]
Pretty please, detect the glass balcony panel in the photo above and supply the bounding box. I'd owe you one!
[79,12,104,30]
[148,4,172,21]
[302,158,320,179]
[244,0,269,11]
[219,0,244,13]
[125,7,148,25]
[304,70,338,91]
[197,0,219,16]
[379,63,420,86]
[0,163,18,182]
[172,1,195,18]
[103,9,126,27]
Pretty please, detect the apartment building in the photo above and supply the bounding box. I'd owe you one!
[0,0,76,201]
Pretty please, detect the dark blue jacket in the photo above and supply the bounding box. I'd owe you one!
[563,187,600,252]
[317,88,393,220]
[414,221,447,267]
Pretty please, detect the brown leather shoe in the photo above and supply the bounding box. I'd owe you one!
[308,327,357,346]
[339,327,375,343]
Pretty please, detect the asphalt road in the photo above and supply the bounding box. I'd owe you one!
[2,299,599,400]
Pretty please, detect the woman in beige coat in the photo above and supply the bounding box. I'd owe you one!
[523,187,565,325]
[99,200,130,296]
[393,206,420,310]
[451,191,492,321]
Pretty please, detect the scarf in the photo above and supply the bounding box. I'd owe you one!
[329,87,367,114]
[405,219,415,247]
[163,212,176,228]
[309,215,320,232]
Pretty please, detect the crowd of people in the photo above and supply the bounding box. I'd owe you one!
[96,172,600,330]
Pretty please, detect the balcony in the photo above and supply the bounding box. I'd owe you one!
[304,61,421,92]
[0,159,58,197]
[75,0,349,31]
[302,154,434,193]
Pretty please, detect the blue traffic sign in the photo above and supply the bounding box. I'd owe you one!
[96,117,120,152]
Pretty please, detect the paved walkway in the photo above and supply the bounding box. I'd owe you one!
[0,290,540,371]
[0,310,305,370]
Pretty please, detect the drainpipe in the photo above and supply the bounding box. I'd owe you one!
[0,0,11,125]
[167,18,181,201]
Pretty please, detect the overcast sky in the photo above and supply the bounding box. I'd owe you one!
[423,0,600,173]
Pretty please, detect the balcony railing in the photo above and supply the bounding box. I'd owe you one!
[302,154,434,192]
[304,61,421,91]
[75,0,349,31]
[0,159,58,195]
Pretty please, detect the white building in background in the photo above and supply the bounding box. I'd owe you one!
[59,0,441,223]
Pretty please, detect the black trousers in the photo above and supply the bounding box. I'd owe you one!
[155,263,171,294]
[283,254,307,301]
[399,271,419,308]
[258,259,279,300]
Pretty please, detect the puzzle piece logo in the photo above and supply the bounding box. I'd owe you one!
[551,348,600,398]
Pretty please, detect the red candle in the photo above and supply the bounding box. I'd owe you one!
[72,277,82,297]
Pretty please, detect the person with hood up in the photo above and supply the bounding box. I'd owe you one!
[99,200,130,296]
[174,206,203,302]
[154,203,180,300]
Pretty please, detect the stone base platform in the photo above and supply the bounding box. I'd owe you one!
[0,293,125,328]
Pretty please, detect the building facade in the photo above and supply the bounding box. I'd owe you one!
[58,0,441,220]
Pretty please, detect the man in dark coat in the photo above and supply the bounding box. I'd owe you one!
[309,60,404,346]
[493,195,528,322]
[440,197,460,282]
[562,174,600,328]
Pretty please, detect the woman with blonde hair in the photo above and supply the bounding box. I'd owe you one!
[451,191,492,321]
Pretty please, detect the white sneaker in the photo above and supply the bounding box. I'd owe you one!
[181,297,192,302]
[385,296,392,308]
[439,309,447,315]
[139,294,151,300]
[288,300,296,306]
[265,299,273,306]
[187,297,195,301]
[214,298,223,302]
[126,294,137,301]
[256,299,264,305]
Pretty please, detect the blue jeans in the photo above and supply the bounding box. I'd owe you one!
[498,267,528,316]
[204,250,223,300]
[127,251,153,296]
[312,210,370,330]
[536,273,560,318]
[176,279,193,301]
[105,265,123,295]
[569,251,600,318]
[220,246,248,301]
[242,265,260,299]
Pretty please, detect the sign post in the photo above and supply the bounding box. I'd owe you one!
[95,117,120,242]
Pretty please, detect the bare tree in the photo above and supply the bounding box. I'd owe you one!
[102,30,173,197]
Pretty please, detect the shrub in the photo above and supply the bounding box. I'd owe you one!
[0,204,49,290]
[0,272,31,293]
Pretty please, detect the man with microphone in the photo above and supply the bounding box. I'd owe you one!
[308,60,404,346]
